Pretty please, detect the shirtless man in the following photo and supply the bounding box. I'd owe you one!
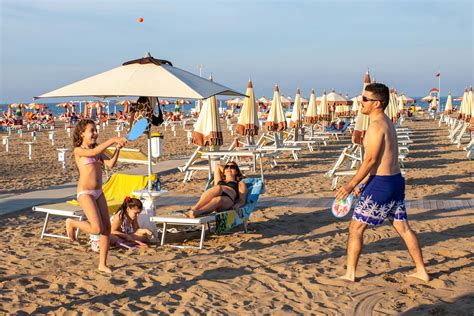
[336,83,429,282]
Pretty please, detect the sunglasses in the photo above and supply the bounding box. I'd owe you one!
[362,96,381,103]
[224,164,237,170]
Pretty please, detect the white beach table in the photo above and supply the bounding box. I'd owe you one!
[32,202,84,239]
[132,189,169,239]
[149,213,215,249]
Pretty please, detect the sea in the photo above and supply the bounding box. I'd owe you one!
[0,97,459,117]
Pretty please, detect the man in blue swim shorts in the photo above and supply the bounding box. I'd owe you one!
[336,83,429,282]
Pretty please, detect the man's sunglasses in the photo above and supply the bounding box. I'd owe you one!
[362,96,381,102]
[224,164,237,170]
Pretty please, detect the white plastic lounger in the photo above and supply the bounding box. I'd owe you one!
[33,202,84,239]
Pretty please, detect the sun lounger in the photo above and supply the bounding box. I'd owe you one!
[149,177,264,249]
[33,202,84,239]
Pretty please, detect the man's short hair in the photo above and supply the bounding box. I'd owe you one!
[365,83,390,110]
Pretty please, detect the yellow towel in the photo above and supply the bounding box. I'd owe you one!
[67,173,156,214]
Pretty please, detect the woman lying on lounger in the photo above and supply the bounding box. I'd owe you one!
[185,162,248,218]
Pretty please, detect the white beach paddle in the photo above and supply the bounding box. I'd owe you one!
[331,194,354,218]
[126,118,148,141]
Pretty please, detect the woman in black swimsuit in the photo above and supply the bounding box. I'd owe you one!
[185,162,248,218]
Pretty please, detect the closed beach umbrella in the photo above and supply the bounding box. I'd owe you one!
[351,96,360,116]
[265,85,287,131]
[444,93,453,114]
[467,86,473,121]
[398,96,405,114]
[236,80,259,137]
[304,89,318,124]
[352,71,371,145]
[192,75,223,147]
[385,89,398,122]
[289,88,303,128]
[317,90,330,122]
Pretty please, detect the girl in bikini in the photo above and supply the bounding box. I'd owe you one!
[110,197,153,248]
[66,119,127,273]
[185,162,248,218]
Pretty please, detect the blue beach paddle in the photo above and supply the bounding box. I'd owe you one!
[126,118,148,141]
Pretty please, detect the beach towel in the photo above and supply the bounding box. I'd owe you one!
[67,173,155,214]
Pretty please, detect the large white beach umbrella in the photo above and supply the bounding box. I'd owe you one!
[265,85,287,131]
[398,94,415,104]
[36,53,244,190]
[289,88,303,128]
[192,75,224,147]
[36,53,244,100]
[236,80,259,138]
[352,71,371,145]
[397,95,405,114]
[351,96,360,116]
[444,93,453,114]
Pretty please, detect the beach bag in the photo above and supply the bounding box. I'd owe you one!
[128,96,163,130]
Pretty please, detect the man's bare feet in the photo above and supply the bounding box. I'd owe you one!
[98,265,112,274]
[65,219,76,241]
[408,270,430,282]
[339,272,356,282]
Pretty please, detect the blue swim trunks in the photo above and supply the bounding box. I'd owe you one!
[353,173,407,226]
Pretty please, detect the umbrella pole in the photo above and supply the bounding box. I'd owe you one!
[147,129,153,191]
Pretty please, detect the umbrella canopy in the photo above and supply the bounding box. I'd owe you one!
[353,70,371,145]
[317,90,330,121]
[265,85,287,131]
[116,99,132,106]
[36,53,245,100]
[226,97,244,105]
[27,103,47,110]
[317,90,353,106]
[304,89,318,124]
[444,93,453,114]
[236,80,259,136]
[280,95,292,105]
[421,95,434,102]
[192,75,223,147]
[56,101,73,107]
[9,103,26,108]
[258,96,270,105]
[289,88,303,128]
[398,94,415,104]
[89,101,106,108]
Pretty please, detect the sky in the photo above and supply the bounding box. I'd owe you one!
[0,0,472,103]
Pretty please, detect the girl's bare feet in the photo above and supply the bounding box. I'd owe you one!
[184,210,196,218]
[65,219,76,241]
[339,272,356,282]
[98,265,112,274]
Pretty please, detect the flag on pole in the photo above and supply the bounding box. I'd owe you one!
[435,72,441,77]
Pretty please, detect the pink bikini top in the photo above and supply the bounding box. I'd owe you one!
[81,155,99,167]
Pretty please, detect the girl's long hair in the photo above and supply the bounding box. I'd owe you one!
[73,119,95,148]
[114,197,143,220]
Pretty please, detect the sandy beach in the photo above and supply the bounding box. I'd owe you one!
[0,116,473,314]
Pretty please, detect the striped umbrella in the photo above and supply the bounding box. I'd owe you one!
[265,84,287,131]
[289,88,303,128]
[236,80,259,137]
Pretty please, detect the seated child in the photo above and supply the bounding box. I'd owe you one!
[110,197,153,248]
